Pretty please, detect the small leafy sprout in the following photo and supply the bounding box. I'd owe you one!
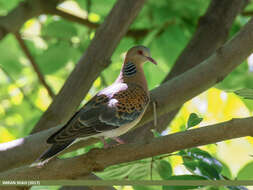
[151,129,161,138]
[187,113,203,129]
[234,88,253,99]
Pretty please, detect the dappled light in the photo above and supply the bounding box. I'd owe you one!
[0,0,253,189]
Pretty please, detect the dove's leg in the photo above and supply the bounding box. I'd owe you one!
[99,137,109,148]
[112,137,125,144]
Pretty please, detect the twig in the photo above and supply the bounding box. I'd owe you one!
[14,32,55,99]
[150,157,153,180]
[153,101,157,127]
[86,0,92,14]
[242,11,253,16]
[47,7,150,39]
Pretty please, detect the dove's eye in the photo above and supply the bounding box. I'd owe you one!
[138,50,143,55]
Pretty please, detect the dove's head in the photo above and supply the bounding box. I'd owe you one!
[125,45,157,66]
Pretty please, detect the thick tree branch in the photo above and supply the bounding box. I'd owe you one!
[1,117,253,181]
[31,0,146,134]
[14,32,55,99]
[122,0,249,143]
[1,16,253,174]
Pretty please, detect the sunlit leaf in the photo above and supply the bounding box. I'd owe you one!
[151,129,162,138]
[237,161,253,180]
[180,148,223,179]
[234,88,253,99]
[88,13,100,22]
[187,113,203,129]
[154,160,172,179]
[0,127,15,143]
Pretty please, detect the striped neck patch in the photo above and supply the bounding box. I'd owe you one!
[123,62,137,77]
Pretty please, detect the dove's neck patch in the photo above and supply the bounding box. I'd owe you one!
[123,62,137,77]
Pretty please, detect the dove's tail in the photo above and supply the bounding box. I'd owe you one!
[31,140,74,167]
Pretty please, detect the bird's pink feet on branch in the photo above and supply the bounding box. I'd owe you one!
[99,137,109,148]
[112,137,125,145]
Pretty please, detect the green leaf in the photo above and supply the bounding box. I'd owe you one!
[220,161,232,179]
[154,160,172,179]
[184,160,220,180]
[151,129,162,138]
[42,20,77,39]
[234,88,253,99]
[180,148,223,179]
[37,42,77,74]
[0,35,23,74]
[187,113,203,129]
[162,175,206,190]
[237,161,253,180]
[187,148,223,173]
[96,158,161,180]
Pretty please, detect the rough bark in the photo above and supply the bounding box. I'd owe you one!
[1,117,253,181]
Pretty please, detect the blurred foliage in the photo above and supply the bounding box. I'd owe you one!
[0,0,253,189]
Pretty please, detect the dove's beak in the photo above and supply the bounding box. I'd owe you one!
[146,56,157,65]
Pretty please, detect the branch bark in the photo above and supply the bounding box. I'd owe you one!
[1,16,253,174]
[31,0,146,134]
[1,117,253,181]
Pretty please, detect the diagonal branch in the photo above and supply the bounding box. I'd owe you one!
[120,0,249,143]
[14,32,55,99]
[1,16,253,173]
[1,116,253,181]
[31,0,146,134]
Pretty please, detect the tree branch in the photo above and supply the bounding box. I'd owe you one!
[31,0,146,134]
[0,0,61,40]
[46,7,149,39]
[14,32,55,99]
[241,10,253,16]
[1,16,253,174]
[0,0,149,42]
[1,117,253,181]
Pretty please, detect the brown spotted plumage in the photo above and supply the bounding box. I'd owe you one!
[33,45,157,166]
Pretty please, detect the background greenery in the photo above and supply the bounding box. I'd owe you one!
[1,0,253,189]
